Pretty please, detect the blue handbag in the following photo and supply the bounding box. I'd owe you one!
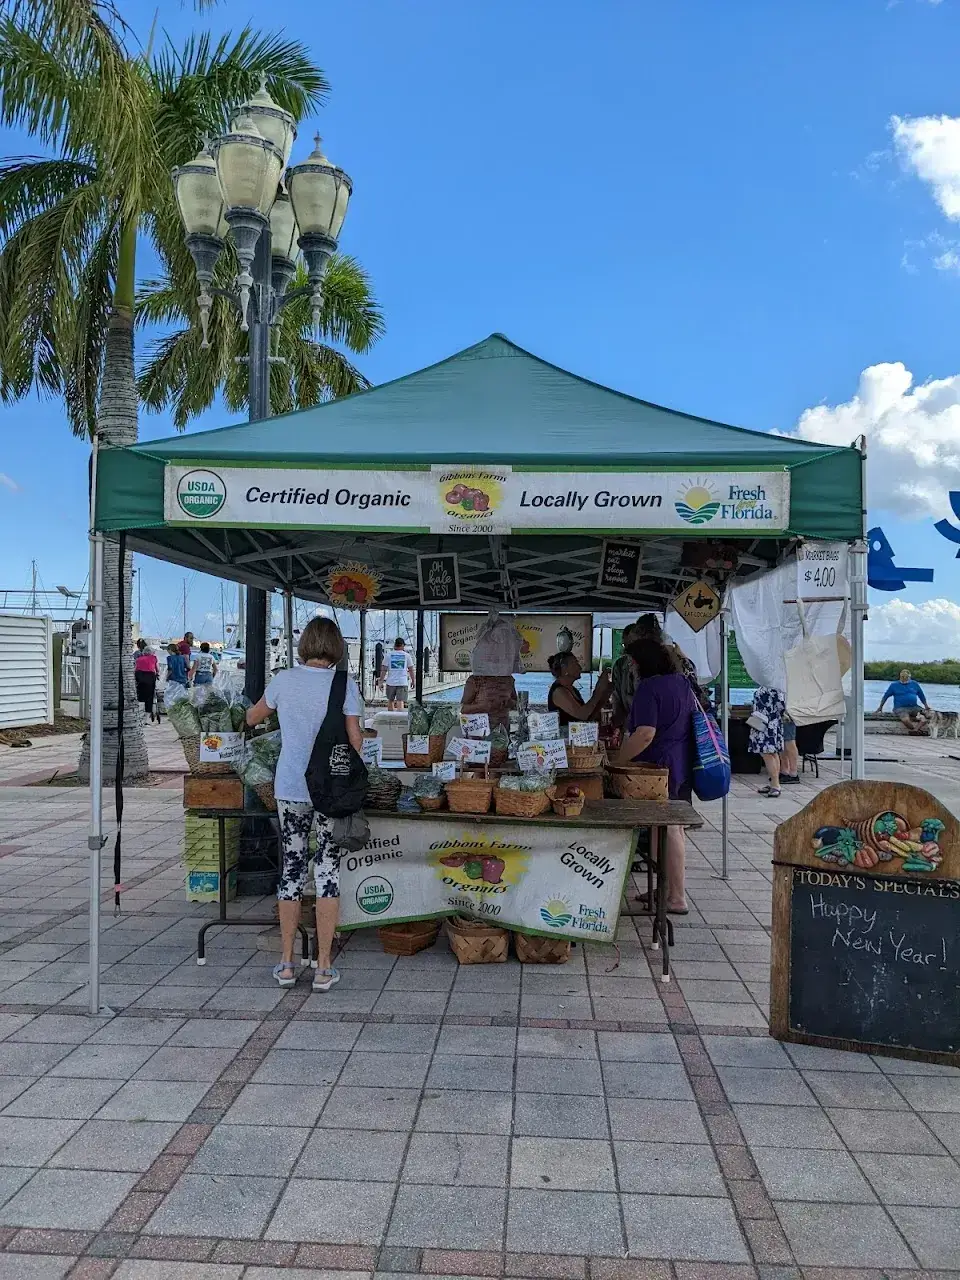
[691,705,731,801]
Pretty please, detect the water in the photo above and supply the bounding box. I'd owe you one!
[432,676,960,711]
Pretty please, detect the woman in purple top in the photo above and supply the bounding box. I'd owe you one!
[616,638,696,914]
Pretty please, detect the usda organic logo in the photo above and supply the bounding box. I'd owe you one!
[176,469,226,519]
[356,876,393,915]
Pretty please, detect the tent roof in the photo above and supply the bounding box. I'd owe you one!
[129,332,849,470]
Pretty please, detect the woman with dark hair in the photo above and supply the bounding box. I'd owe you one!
[615,637,695,913]
[546,653,611,725]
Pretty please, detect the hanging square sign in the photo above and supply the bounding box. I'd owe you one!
[598,540,642,593]
[671,579,721,633]
[417,553,461,606]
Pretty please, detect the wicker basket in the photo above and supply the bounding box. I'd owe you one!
[608,763,669,802]
[514,931,572,964]
[378,919,441,956]
[416,793,447,812]
[568,746,603,771]
[494,784,551,817]
[546,785,586,817]
[180,735,234,777]
[445,777,493,814]
[252,780,277,811]
[403,733,448,768]
[489,747,510,768]
[446,915,509,964]
[365,772,402,811]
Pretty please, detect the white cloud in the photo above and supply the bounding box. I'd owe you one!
[867,598,960,661]
[891,113,960,218]
[0,473,19,492]
[791,362,960,517]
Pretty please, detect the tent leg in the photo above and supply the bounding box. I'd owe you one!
[87,525,105,1016]
[245,589,268,702]
[719,609,729,881]
[283,591,295,670]
[415,610,425,703]
[850,540,867,780]
[359,610,367,700]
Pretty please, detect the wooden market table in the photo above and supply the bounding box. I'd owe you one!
[188,798,701,979]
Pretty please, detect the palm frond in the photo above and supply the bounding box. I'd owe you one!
[0,156,97,237]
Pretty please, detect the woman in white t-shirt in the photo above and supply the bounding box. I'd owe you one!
[246,617,364,992]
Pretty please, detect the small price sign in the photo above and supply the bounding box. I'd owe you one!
[432,760,457,781]
[527,711,560,740]
[568,721,599,747]
[446,736,491,764]
[517,738,569,772]
[361,738,383,767]
[796,541,848,600]
[407,735,430,755]
[460,712,490,738]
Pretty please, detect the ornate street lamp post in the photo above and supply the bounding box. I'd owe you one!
[172,82,352,699]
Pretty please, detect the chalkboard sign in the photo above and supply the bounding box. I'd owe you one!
[788,868,959,1054]
[598,540,642,593]
[417,553,460,606]
[770,779,960,1066]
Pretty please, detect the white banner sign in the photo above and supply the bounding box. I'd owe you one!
[164,465,790,535]
[337,815,634,941]
[796,541,849,600]
[440,613,592,674]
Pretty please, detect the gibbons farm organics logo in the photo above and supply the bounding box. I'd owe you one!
[430,836,530,897]
[675,478,720,526]
[324,561,382,608]
[437,470,507,526]
[176,469,226,519]
[540,897,573,928]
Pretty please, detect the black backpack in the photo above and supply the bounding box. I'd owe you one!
[304,670,368,817]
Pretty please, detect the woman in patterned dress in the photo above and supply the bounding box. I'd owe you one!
[748,686,786,797]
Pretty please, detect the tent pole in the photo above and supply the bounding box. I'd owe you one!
[850,437,868,781]
[415,610,425,703]
[87,437,105,1015]
[359,610,367,700]
[719,608,729,881]
[283,591,295,669]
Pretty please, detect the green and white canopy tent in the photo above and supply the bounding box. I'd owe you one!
[96,334,863,611]
[86,334,866,1010]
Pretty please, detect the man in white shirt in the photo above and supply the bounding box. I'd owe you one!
[379,637,416,709]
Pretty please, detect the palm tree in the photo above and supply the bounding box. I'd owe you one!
[0,2,340,781]
[137,254,383,426]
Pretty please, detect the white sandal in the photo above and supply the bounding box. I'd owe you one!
[312,967,340,992]
[272,962,296,987]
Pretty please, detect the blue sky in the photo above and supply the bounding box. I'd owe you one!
[2,0,960,656]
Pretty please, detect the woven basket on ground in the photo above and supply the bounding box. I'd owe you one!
[489,746,509,768]
[607,763,669,802]
[180,736,234,777]
[446,915,509,964]
[494,784,551,818]
[546,785,586,818]
[416,794,447,812]
[513,931,572,964]
[445,777,493,814]
[402,733,447,768]
[378,919,441,956]
[568,746,603,771]
[252,780,277,811]
[365,772,402,811]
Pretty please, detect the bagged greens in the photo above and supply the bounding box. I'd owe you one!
[164,683,201,738]
[427,703,458,737]
[407,702,431,736]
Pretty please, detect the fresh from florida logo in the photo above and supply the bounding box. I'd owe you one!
[540,897,573,927]
[356,876,393,915]
[437,470,507,525]
[675,478,720,526]
[176,469,226,519]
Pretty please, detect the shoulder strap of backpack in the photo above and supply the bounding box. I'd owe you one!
[318,668,348,738]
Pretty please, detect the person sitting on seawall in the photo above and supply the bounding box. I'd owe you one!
[165,642,189,693]
[614,637,694,915]
[749,685,786,798]
[246,616,364,993]
[877,669,931,734]
[779,714,800,785]
[547,652,611,724]
[190,641,218,687]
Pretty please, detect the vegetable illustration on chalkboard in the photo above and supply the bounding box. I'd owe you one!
[812,810,944,872]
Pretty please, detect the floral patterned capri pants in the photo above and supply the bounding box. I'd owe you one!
[276,801,341,901]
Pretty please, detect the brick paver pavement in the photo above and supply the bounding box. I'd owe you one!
[0,724,956,1278]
